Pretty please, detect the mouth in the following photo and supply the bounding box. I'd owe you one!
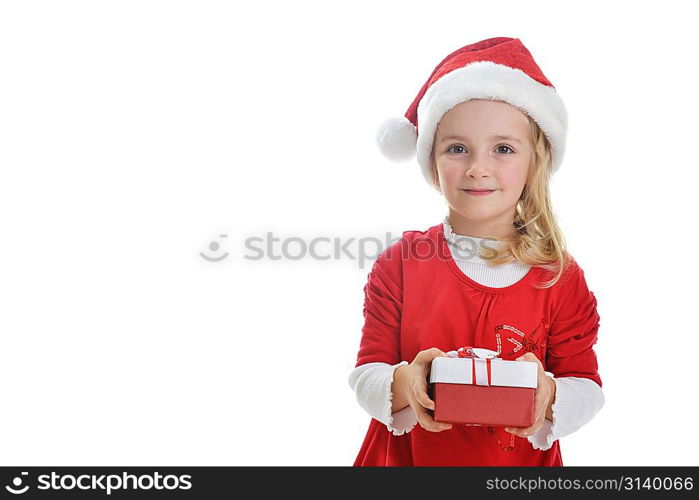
[462,189,496,196]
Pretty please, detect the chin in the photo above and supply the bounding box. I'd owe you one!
[454,207,497,220]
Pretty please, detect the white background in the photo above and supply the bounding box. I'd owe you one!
[1,0,697,466]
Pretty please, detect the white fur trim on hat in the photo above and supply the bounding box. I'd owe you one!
[375,116,417,162]
[415,61,568,186]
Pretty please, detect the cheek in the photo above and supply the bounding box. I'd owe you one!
[437,162,464,185]
[496,166,527,190]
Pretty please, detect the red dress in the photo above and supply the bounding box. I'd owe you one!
[353,223,603,466]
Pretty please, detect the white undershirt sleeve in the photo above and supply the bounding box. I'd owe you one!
[527,376,606,451]
[348,361,417,436]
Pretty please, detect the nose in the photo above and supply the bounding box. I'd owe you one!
[465,157,493,178]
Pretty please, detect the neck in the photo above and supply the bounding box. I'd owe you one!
[446,210,517,240]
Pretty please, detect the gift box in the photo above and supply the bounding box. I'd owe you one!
[428,347,538,427]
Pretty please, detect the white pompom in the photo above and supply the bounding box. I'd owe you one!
[375,116,417,161]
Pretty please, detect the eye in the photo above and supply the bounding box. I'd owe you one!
[447,144,466,154]
[497,145,515,154]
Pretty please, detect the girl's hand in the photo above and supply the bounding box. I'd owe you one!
[505,352,556,438]
[394,348,453,433]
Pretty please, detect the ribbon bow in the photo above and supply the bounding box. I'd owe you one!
[447,346,500,360]
[446,346,502,386]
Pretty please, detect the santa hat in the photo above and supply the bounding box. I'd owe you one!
[376,37,568,186]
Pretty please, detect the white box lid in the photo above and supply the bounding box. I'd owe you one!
[429,357,537,389]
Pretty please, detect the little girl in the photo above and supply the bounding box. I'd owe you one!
[348,37,605,466]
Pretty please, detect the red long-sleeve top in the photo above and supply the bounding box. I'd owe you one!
[353,222,602,466]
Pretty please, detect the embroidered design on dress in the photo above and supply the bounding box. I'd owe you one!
[487,426,516,452]
[494,318,549,358]
[486,318,550,452]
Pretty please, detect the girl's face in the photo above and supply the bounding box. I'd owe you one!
[432,99,533,239]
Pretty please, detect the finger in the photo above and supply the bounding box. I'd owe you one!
[414,381,435,410]
[408,377,429,405]
[531,392,549,423]
[407,390,451,432]
[505,424,538,437]
[416,347,448,364]
[516,352,540,364]
[507,400,546,436]
[505,426,532,437]
[414,404,452,432]
[534,383,552,410]
[507,419,543,436]
[535,388,550,406]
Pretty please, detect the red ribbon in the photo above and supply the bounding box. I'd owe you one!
[457,346,495,386]
[456,346,476,358]
[456,346,477,358]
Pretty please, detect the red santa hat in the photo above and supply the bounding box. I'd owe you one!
[376,37,568,186]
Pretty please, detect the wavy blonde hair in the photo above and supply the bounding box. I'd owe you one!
[429,104,573,289]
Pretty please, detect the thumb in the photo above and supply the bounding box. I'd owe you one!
[426,347,447,359]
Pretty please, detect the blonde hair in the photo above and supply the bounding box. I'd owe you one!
[429,104,572,289]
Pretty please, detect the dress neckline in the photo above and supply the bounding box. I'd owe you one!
[434,224,539,294]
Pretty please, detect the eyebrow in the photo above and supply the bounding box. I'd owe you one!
[439,134,522,145]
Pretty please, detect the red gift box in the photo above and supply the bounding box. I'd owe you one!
[428,347,538,427]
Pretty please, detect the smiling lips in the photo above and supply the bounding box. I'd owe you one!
[463,188,495,196]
